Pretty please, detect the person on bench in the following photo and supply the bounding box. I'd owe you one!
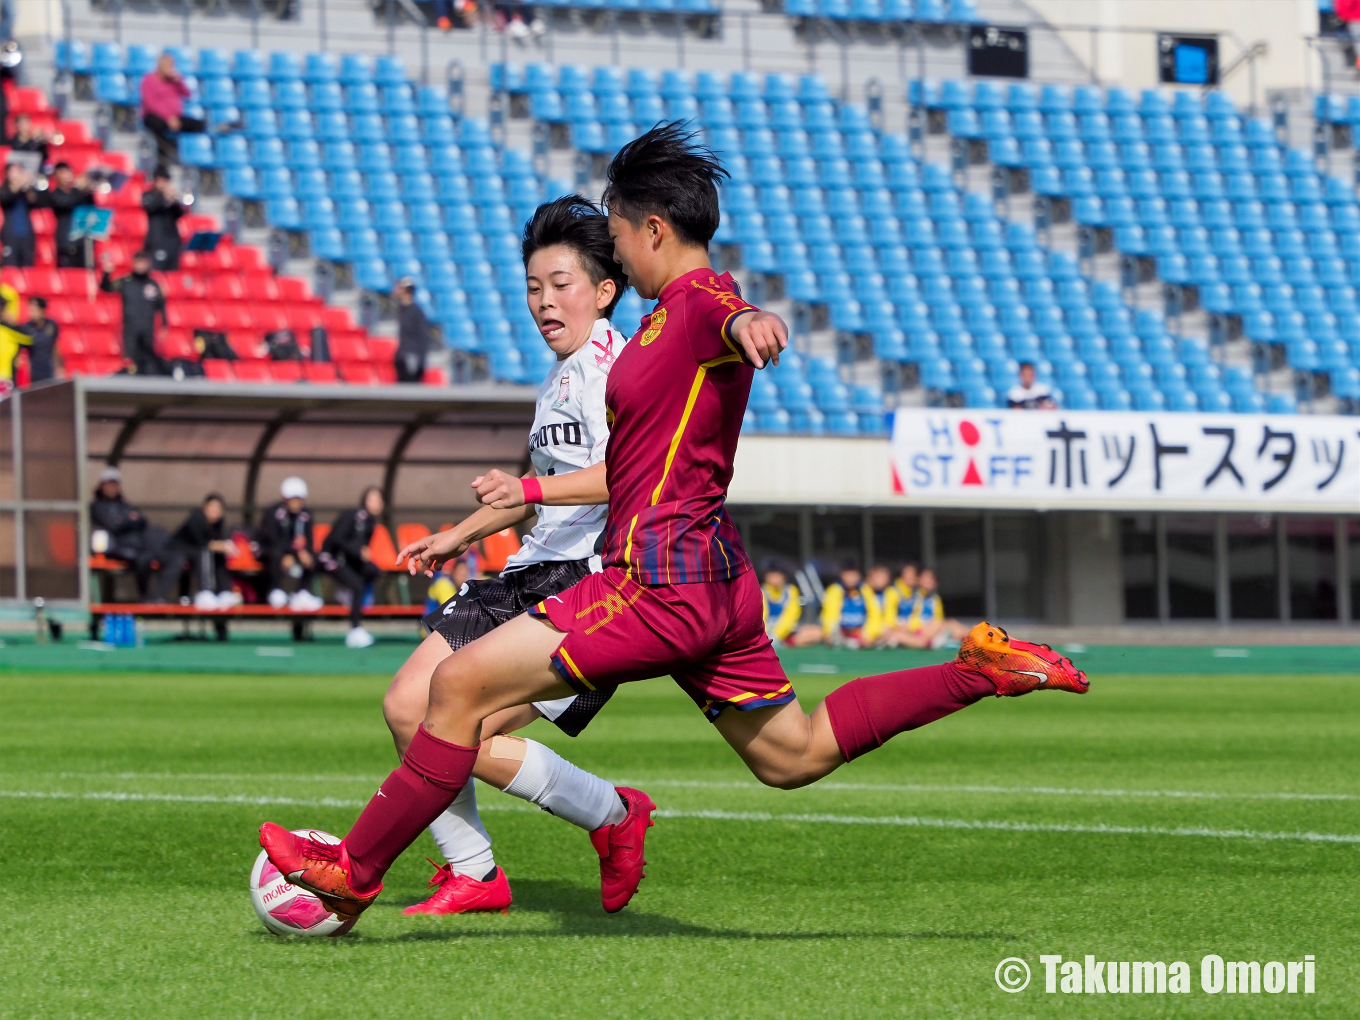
[89,465,175,601]
[255,476,323,612]
[163,492,241,610]
[320,485,385,650]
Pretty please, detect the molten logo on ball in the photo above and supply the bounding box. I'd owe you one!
[248,830,355,937]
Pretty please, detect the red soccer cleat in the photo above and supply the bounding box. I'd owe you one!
[956,622,1090,697]
[588,787,655,913]
[258,822,381,918]
[403,862,513,915]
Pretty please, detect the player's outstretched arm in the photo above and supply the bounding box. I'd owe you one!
[397,502,535,576]
[472,462,608,510]
[728,309,788,369]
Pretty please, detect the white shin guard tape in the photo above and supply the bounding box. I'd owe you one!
[502,739,625,831]
[426,781,496,877]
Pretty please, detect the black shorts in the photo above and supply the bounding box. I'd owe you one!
[422,558,611,737]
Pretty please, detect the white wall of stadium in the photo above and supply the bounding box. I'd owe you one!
[730,410,1357,515]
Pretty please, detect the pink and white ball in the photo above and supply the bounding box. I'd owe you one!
[249,830,356,937]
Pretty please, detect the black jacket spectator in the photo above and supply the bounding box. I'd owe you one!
[0,167,37,267]
[42,174,96,269]
[90,482,174,599]
[394,280,430,383]
[320,490,384,628]
[142,183,186,271]
[20,317,58,383]
[255,499,316,591]
[100,255,167,376]
[165,503,229,597]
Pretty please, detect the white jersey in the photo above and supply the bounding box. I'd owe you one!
[503,317,625,572]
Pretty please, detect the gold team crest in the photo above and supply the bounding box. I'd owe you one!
[639,308,667,345]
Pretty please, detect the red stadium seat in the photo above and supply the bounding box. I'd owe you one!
[227,331,266,359]
[284,307,321,333]
[337,362,380,385]
[201,359,235,381]
[24,267,62,295]
[368,525,401,571]
[328,333,370,362]
[65,300,114,327]
[277,276,321,305]
[156,329,198,361]
[232,361,271,383]
[422,366,448,386]
[57,267,97,294]
[35,237,56,266]
[160,273,202,300]
[54,119,91,145]
[302,361,338,383]
[367,335,398,361]
[253,308,289,333]
[10,87,50,115]
[113,209,148,238]
[320,306,356,331]
[233,246,265,273]
[166,302,216,329]
[214,304,255,331]
[243,272,282,302]
[179,214,218,237]
[269,360,303,382]
[375,363,396,384]
[207,275,245,302]
[83,328,121,357]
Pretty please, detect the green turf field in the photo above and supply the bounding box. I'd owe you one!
[3,654,1358,1018]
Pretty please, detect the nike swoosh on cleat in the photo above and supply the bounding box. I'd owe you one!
[1009,669,1048,685]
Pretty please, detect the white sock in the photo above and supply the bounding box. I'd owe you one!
[502,739,626,831]
[426,782,496,878]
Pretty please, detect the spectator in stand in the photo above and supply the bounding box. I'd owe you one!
[89,465,175,601]
[320,485,386,650]
[162,492,241,609]
[0,162,38,267]
[760,562,803,645]
[394,277,430,383]
[142,167,187,271]
[6,114,49,162]
[1007,361,1057,410]
[100,249,167,376]
[42,161,95,269]
[140,52,206,166]
[256,475,323,612]
[0,281,27,396]
[19,296,59,384]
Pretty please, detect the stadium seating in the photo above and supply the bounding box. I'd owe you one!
[0,78,403,386]
[923,78,1360,412]
[134,43,1346,421]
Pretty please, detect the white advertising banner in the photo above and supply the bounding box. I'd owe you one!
[888,409,1360,513]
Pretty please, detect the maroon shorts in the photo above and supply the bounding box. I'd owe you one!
[528,566,796,720]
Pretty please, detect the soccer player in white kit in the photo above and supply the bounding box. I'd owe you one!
[384,197,653,915]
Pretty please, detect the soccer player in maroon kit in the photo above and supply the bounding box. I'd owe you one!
[259,124,1088,919]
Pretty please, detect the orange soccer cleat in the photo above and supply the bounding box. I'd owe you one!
[403,862,513,916]
[588,787,656,913]
[956,622,1089,697]
[258,823,381,918]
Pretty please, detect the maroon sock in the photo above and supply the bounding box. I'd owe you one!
[823,662,996,762]
[343,725,479,893]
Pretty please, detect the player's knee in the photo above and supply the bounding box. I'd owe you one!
[427,651,484,716]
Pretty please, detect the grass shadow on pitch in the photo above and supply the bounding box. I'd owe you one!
[365,880,1018,944]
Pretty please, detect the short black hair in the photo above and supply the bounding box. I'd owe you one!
[203,492,224,505]
[133,249,152,261]
[153,165,172,181]
[602,121,727,248]
[54,161,71,173]
[1018,360,1035,371]
[28,295,46,310]
[521,195,628,318]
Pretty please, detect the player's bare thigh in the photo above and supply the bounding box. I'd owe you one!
[384,629,547,786]
[383,630,455,754]
[713,696,844,790]
[424,611,575,746]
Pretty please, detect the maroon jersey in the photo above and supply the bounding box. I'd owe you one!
[601,267,757,585]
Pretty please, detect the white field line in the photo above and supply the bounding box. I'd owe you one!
[2,789,1360,846]
[20,772,1360,803]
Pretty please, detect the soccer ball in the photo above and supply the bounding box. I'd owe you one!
[249,830,356,937]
